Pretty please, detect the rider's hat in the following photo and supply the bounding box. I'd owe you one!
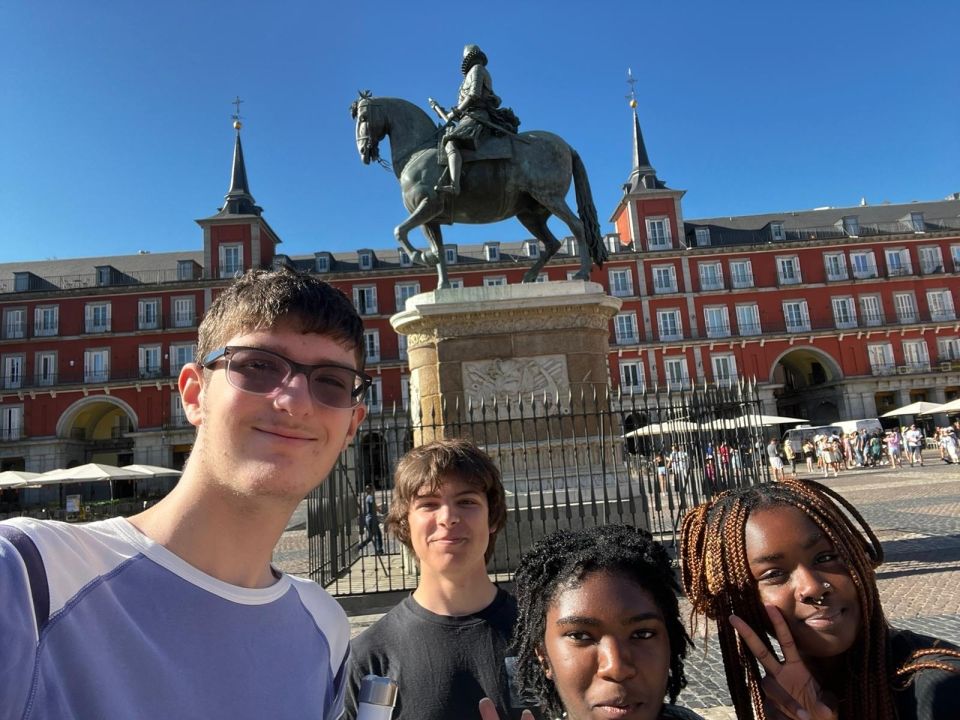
[461,44,488,74]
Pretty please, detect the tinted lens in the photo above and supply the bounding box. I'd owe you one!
[227,348,290,394]
[309,366,366,408]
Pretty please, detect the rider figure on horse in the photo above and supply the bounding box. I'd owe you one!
[436,44,520,196]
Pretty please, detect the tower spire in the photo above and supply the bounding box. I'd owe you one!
[623,69,663,193]
[219,96,261,216]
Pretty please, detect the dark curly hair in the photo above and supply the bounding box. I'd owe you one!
[512,524,691,719]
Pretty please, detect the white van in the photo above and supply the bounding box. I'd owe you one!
[834,418,884,437]
[782,424,843,454]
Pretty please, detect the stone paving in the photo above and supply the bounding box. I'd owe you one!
[272,452,960,719]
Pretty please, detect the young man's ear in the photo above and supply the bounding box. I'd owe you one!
[179,363,205,428]
[535,646,553,680]
[340,404,367,452]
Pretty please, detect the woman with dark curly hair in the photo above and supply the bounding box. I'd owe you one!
[481,524,703,720]
[679,478,960,719]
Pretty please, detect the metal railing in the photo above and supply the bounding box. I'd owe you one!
[307,382,768,595]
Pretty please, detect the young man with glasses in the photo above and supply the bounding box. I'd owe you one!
[0,268,368,719]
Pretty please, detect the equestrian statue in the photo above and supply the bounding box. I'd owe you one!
[351,44,607,288]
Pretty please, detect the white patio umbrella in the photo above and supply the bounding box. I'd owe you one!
[919,398,960,415]
[121,464,182,477]
[34,463,150,487]
[623,420,702,438]
[881,401,945,418]
[0,470,42,489]
[735,413,808,427]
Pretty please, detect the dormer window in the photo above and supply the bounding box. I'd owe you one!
[484,243,500,262]
[315,253,330,273]
[399,250,412,267]
[842,216,860,237]
[525,241,539,258]
[95,266,113,286]
[645,217,671,249]
[358,251,373,270]
[566,238,579,257]
[770,223,785,242]
[910,212,925,233]
[177,260,198,281]
[695,227,711,246]
[444,244,458,265]
[271,254,292,271]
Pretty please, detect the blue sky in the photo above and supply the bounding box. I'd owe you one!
[1,1,957,263]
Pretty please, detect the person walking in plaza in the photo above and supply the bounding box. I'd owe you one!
[0,268,370,719]
[905,424,925,466]
[360,483,385,554]
[484,524,705,720]
[885,429,903,469]
[346,439,539,720]
[802,438,816,473]
[679,478,960,720]
[781,437,797,478]
[939,427,959,464]
[766,438,784,481]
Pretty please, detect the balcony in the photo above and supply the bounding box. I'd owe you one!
[705,323,732,339]
[653,282,678,295]
[896,312,919,325]
[785,320,812,333]
[0,427,23,442]
[137,312,163,331]
[84,321,111,334]
[777,274,802,287]
[851,266,880,280]
[870,363,931,377]
[614,333,640,345]
[663,377,692,391]
[861,312,886,327]
[610,285,635,298]
[886,264,914,278]
[730,273,755,289]
[138,368,164,380]
[738,322,762,336]
[658,330,683,342]
[699,276,725,291]
[2,322,27,340]
[825,272,849,282]
[931,309,957,322]
[920,263,946,276]
[0,267,199,294]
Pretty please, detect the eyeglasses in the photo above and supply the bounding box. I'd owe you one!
[200,346,371,409]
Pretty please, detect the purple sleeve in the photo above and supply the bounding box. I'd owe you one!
[0,533,42,720]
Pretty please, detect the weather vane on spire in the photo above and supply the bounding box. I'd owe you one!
[625,68,638,109]
[231,96,244,131]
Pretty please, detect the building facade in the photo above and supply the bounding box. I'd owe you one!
[1,114,958,474]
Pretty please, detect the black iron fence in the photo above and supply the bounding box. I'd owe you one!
[307,381,769,596]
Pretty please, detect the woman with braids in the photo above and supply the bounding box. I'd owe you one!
[678,478,960,719]
[480,524,704,720]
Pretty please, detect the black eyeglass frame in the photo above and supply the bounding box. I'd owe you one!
[200,345,372,409]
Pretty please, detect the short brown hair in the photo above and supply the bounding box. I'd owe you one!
[385,438,506,563]
[197,267,364,369]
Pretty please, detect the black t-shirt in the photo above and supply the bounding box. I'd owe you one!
[889,628,960,720]
[345,588,539,720]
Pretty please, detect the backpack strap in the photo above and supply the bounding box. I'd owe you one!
[0,524,50,630]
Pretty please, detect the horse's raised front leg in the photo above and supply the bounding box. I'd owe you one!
[394,197,443,267]
[421,222,451,288]
[529,195,591,280]
[516,208,562,283]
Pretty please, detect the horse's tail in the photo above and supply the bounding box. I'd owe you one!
[571,149,608,268]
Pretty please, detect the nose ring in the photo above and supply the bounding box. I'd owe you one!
[812,580,832,606]
[823,581,831,589]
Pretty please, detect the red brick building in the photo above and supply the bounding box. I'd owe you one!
[1,114,958,473]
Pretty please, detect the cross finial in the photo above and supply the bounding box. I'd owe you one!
[231,96,244,130]
[625,68,638,109]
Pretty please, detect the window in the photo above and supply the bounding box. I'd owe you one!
[885,249,912,277]
[927,290,956,321]
[951,245,960,273]
[85,302,111,333]
[910,212,925,232]
[704,306,730,338]
[353,286,378,315]
[893,293,918,324]
[139,345,162,379]
[34,305,58,336]
[902,340,930,372]
[444,245,458,265]
[736,304,761,335]
[84,349,110,383]
[170,395,189,426]
[652,265,677,293]
[850,251,877,279]
[219,244,243,278]
[3,355,24,390]
[484,243,500,262]
[401,374,410,410]
[483,276,506,287]
[315,254,330,272]
[170,344,196,374]
[614,313,639,344]
[729,260,753,288]
[695,227,711,246]
[919,247,943,274]
[783,301,810,332]
[358,251,373,270]
[711,354,738,387]
[395,282,420,312]
[0,405,23,441]
[177,260,197,281]
[525,241,539,258]
[646,217,671,249]
[664,357,690,390]
[398,334,408,361]
[566,270,581,281]
[619,361,645,393]
[172,296,195,328]
[770,223,785,241]
[657,309,682,341]
[776,256,801,285]
[831,297,857,329]
[4,308,25,339]
[608,268,633,297]
[534,273,549,283]
[364,330,380,364]
[859,295,884,326]
[36,351,56,386]
[398,251,411,268]
[842,216,860,237]
[867,343,895,375]
[938,337,960,361]
[698,262,723,291]
[366,378,382,412]
[447,278,464,289]
[138,299,160,330]
[824,253,848,281]
[566,238,579,258]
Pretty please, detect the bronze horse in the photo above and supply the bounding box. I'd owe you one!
[351,93,607,288]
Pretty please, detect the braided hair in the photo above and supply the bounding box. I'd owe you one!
[679,477,960,719]
[512,524,691,719]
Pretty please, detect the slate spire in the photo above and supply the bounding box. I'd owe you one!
[218,101,262,216]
